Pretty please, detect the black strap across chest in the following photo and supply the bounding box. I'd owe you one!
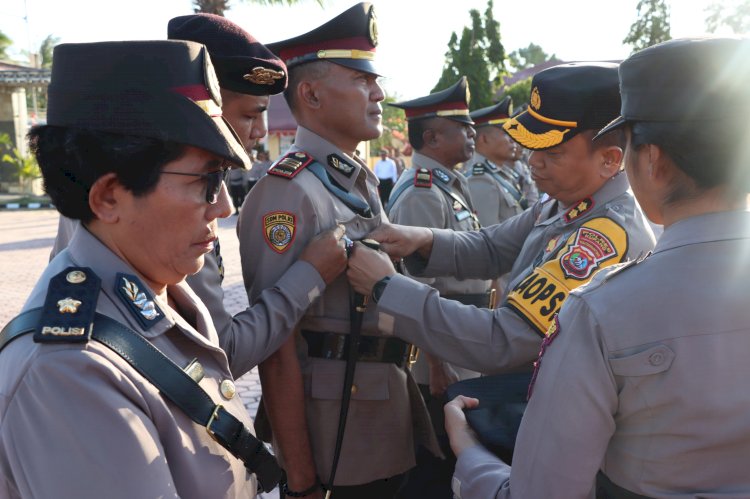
[306,161,372,218]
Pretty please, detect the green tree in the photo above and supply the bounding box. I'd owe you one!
[508,43,557,71]
[705,0,750,33]
[503,77,532,111]
[0,133,40,191]
[623,0,672,54]
[39,35,60,68]
[0,30,11,61]
[433,0,507,110]
[369,95,407,155]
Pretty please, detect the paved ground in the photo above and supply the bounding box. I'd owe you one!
[0,209,278,497]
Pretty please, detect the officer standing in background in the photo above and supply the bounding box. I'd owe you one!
[238,4,437,498]
[347,62,655,376]
[374,150,398,204]
[445,36,750,499]
[386,76,491,499]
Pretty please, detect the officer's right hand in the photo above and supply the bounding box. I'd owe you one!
[444,395,481,457]
[366,223,434,259]
[299,225,348,284]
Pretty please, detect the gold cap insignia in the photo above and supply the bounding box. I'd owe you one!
[57,297,82,314]
[66,270,87,284]
[531,87,541,110]
[203,50,223,108]
[368,5,379,47]
[243,67,285,85]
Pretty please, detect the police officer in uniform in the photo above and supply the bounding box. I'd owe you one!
[385,76,491,498]
[0,40,303,499]
[238,4,438,498]
[465,97,527,228]
[444,36,750,499]
[347,62,655,376]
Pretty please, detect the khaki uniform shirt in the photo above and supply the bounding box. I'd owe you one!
[465,153,525,228]
[237,126,436,485]
[376,172,655,374]
[387,152,490,383]
[0,227,258,499]
[452,210,750,498]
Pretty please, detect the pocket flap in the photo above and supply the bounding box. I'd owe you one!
[609,344,675,377]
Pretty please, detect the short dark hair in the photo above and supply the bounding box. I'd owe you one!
[29,126,187,223]
[586,128,625,151]
[407,117,436,150]
[283,60,331,113]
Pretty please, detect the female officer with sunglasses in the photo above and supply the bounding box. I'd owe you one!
[444,36,750,499]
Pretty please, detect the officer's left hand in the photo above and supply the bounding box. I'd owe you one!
[444,395,481,457]
[299,225,348,284]
[346,243,396,295]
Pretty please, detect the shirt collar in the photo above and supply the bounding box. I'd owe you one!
[654,210,750,255]
[293,126,370,192]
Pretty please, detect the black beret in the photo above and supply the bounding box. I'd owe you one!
[471,96,513,127]
[168,13,287,96]
[390,76,473,124]
[503,62,620,150]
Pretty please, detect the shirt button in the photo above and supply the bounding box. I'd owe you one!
[351,384,358,395]
[649,351,665,366]
[220,379,236,400]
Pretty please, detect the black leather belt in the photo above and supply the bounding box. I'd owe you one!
[442,291,493,308]
[302,330,411,367]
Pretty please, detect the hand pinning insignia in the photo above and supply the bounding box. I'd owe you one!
[57,297,82,314]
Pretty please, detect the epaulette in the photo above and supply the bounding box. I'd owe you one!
[267,151,314,179]
[414,168,432,188]
[433,168,451,184]
[601,253,649,283]
[471,163,485,176]
[34,267,101,344]
[563,197,594,223]
[115,273,165,330]
[327,154,356,178]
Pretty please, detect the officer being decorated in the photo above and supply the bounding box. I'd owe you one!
[0,40,307,498]
[237,3,438,498]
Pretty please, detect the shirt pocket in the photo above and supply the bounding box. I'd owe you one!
[609,344,675,377]
[310,359,390,401]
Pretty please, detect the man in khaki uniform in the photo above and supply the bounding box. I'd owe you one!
[386,76,490,498]
[0,40,301,499]
[238,4,437,498]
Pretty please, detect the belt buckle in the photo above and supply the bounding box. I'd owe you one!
[407,344,419,368]
[488,288,497,309]
[206,404,223,442]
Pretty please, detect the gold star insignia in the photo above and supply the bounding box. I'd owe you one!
[57,297,82,314]
[568,208,579,219]
[577,201,589,211]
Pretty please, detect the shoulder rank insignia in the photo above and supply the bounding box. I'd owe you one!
[34,267,101,344]
[263,211,296,253]
[471,163,485,176]
[414,168,432,188]
[327,154,356,178]
[267,151,314,179]
[433,168,451,184]
[116,273,164,330]
[563,197,594,223]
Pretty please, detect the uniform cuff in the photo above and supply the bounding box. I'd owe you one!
[453,443,511,498]
[274,260,325,306]
[424,228,458,276]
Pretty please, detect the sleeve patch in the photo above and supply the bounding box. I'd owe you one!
[263,211,296,253]
[505,217,627,334]
[267,151,313,179]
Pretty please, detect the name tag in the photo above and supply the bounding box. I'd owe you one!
[455,210,472,221]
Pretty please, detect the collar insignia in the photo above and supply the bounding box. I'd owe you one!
[327,154,356,177]
[563,197,594,223]
[414,168,432,188]
[433,168,451,184]
[116,273,163,330]
[243,66,285,85]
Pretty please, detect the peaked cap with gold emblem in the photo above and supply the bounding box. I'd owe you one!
[266,2,380,75]
[390,76,473,124]
[470,96,513,128]
[168,13,287,96]
[503,62,620,150]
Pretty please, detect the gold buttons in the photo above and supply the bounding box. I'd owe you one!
[350,384,358,395]
[66,270,87,284]
[220,379,236,400]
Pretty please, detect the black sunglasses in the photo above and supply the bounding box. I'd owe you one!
[161,168,230,204]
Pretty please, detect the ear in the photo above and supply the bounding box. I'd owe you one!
[599,145,624,179]
[646,144,675,185]
[297,80,321,110]
[88,172,124,224]
[423,128,440,149]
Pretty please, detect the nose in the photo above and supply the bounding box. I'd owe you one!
[209,181,233,220]
[372,80,385,103]
[251,118,267,141]
[467,125,476,139]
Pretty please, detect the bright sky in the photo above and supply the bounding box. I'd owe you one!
[1,0,733,99]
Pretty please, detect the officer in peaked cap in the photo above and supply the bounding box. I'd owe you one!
[439,36,750,499]
[346,61,655,459]
[239,3,438,498]
[386,76,491,499]
[0,39,291,498]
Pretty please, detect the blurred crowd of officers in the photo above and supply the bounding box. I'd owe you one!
[1,2,750,499]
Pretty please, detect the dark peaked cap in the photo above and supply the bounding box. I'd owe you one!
[390,76,473,124]
[471,96,513,127]
[597,37,750,138]
[266,2,380,75]
[46,40,250,168]
[168,13,287,96]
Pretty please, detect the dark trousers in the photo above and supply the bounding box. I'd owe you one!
[325,472,407,499]
[378,178,394,206]
[228,184,247,213]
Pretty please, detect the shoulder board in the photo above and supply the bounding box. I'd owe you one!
[115,273,165,330]
[34,267,101,344]
[563,197,594,223]
[267,151,314,179]
[601,253,649,283]
[327,154,356,178]
[414,168,432,188]
[433,168,451,184]
[471,163,485,176]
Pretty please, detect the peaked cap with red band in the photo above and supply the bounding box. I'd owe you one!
[168,13,287,96]
[389,76,473,124]
[471,96,513,127]
[46,40,250,168]
[266,2,380,75]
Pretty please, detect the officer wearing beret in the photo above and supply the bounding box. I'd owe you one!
[0,40,299,498]
[444,36,750,499]
[465,97,527,228]
[385,77,491,498]
[347,63,654,380]
[238,3,437,498]
[49,14,348,378]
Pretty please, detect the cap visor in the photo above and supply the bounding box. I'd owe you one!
[503,110,576,150]
[593,116,627,141]
[328,58,381,76]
